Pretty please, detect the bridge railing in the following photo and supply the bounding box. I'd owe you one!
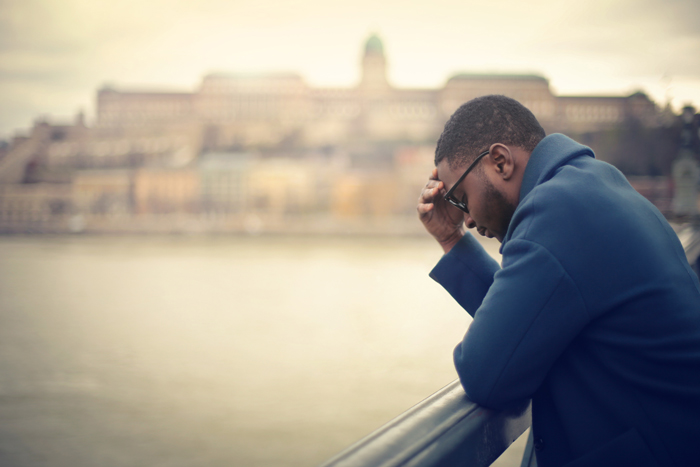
[318,380,531,467]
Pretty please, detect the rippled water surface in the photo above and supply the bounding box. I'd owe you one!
[0,234,515,467]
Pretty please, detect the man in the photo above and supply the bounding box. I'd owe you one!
[417,95,700,467]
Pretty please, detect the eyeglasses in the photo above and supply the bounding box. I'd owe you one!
[443,150,489,213]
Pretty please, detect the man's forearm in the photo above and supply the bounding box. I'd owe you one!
[430,233,500,316]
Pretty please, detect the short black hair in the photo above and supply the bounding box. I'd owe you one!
[435,95,545,169]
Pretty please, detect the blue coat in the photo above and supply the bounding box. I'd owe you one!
[430,134,700,467]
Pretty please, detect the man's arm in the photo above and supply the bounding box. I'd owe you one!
[451,239,589,410]
[429,233,501,316]
[418,167,588,410]
[418,167,501,314]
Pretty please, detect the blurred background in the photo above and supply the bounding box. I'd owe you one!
[0,0,699,466]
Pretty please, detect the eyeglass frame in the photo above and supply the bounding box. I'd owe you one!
[443,149,490,213]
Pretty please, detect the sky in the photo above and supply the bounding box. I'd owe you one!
[1,0,699,139]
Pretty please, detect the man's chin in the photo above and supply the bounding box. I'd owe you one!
[487,229,504,243]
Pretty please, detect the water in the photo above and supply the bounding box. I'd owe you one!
[0,234,523,467]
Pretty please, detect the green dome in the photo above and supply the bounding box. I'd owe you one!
[365,34,384,55]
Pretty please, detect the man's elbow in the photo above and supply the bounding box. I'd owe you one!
[453,344,494,407]
[453,345,526,411]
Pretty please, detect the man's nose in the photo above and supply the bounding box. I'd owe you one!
[464,214,476,229]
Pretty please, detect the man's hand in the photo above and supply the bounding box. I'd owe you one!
[417,168,466,253]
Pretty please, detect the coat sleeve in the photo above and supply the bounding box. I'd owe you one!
[429,233,501,317]
[449,239,590,410]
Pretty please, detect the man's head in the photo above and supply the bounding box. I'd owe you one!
[435,95,545,242]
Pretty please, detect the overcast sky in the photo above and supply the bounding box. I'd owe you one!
[1,0,699,139]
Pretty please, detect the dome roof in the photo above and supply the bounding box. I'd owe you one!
[364,34,384,55]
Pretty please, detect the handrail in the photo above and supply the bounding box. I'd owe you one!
[320,224,699,467]
[678,223,700,266]
[319,380,531,467]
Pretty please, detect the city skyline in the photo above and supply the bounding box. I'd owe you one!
[1,0,700,139]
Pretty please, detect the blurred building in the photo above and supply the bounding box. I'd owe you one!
[247,159,319,216]
[394,145,438,215]
[133,168,199,215]
[0,183,72,233]
[73,170,132,218]
[95,34,660,149]
[0,34,679,234]
[199,151,251,216]
[331,171,399,219]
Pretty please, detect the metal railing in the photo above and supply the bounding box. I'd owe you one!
[320,224,699,467]
[319,380,531,467]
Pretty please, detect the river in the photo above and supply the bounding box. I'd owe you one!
[0,234,527,467]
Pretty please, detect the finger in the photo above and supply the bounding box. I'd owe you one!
[428,167,439,180]
[419,186,440,203]
[425,179,443,190]
[417,203,434,215]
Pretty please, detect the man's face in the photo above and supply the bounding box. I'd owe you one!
[437,157,516,243]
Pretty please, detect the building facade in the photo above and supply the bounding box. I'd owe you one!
[0,34,679,234]
[96,34,660,149]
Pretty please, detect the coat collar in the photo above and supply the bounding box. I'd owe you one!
[500,134,595,253]
[519,133,595,202]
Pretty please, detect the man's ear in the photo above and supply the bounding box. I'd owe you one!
[489,144,515,180]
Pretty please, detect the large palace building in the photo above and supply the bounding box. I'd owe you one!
[0,34,673,234]
[96,34,659,149]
